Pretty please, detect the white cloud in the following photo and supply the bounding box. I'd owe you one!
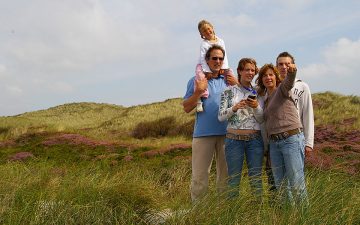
[0,0,359,116]
[48,82,74,93]
[0,64,6,77]
[274,0,314,8]
[301,63,329,78]
[0,0,195,79]
[323,38,360,71]
[6,85,23,96]
[302,38,360,79]
[2,1,118,73]
[232,14,257,27]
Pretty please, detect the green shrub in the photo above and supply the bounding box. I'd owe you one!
[0,127,9,135]
[132,116,176,139]
[168,119,194,138]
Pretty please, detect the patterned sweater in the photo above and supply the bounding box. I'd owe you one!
[218,85,263,131]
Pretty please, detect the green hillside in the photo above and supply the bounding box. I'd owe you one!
[312,92,359,130]
[0,92,359,143]
[0,98,195,147]
[0,92,359,224]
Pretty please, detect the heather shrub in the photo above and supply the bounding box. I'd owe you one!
[132,116,176,139]
[168,119,194,138]
[0,127,9,134]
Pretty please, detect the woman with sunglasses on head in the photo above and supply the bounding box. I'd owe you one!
[218,58,264,199]
[256,63,308,205]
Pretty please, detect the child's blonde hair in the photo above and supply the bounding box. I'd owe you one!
[197,20,214,39]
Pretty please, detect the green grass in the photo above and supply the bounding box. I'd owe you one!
[313,92,360,130]
[0,98,195,145]
[0,162,158,224]
[0,92,359,224]
[1,92,359,142]
[0,147,358,224]
[0,138,193,224]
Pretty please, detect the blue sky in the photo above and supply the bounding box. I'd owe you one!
[0,0,359,116]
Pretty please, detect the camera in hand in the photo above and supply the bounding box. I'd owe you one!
[247,94,256,100]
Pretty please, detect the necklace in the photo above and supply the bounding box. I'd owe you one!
[240,82,257,95]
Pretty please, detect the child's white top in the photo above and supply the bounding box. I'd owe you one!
[198,36,229,73]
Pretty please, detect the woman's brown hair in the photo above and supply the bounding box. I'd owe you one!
[256,64,281,96]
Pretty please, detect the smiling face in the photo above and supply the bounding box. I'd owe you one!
[206,48,224,74]
[239,63,256,85]
[200,24,215,41]
[256,63,281,96]
[262,68,277,90]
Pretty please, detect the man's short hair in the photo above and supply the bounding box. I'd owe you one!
[205,45,225,60]
[276,51,295,64]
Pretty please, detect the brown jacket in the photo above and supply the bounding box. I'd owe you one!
[264,71,302,135]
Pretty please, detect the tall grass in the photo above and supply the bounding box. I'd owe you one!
[0,136,193,224]
[0,92,359,223]
[0,156,358,224]
[0,161,163,224]
[175,168,359,224]
[0,124,359,224]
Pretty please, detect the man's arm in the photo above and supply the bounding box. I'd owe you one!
[183,78,208,113]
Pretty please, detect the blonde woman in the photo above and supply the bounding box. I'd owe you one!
[218,58,264,198]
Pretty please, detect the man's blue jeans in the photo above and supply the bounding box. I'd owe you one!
[225,135,264,198]
[269,132,308,203]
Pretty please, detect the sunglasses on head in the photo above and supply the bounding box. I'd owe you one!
[210,57,224,61]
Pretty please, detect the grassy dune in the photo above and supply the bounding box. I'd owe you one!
[1,92,359,141]
[0,92,359,224]
[313,92,360,130]
[0,98,194,147]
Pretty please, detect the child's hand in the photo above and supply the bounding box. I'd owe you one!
[226,72,239,86]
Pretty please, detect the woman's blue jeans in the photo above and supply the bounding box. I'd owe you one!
[225,135,264,198]
[269,132,308,204]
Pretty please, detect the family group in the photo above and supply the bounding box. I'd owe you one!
[183,20,314,206]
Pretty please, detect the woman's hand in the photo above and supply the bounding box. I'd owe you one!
[232,99,247,112]
[287,63,297,74]
[246,98,259,108]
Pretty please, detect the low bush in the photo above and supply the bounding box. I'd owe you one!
[168,119,194,138]
[132,116,176,139]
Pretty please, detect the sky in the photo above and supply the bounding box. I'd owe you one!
[0,0,359,116]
